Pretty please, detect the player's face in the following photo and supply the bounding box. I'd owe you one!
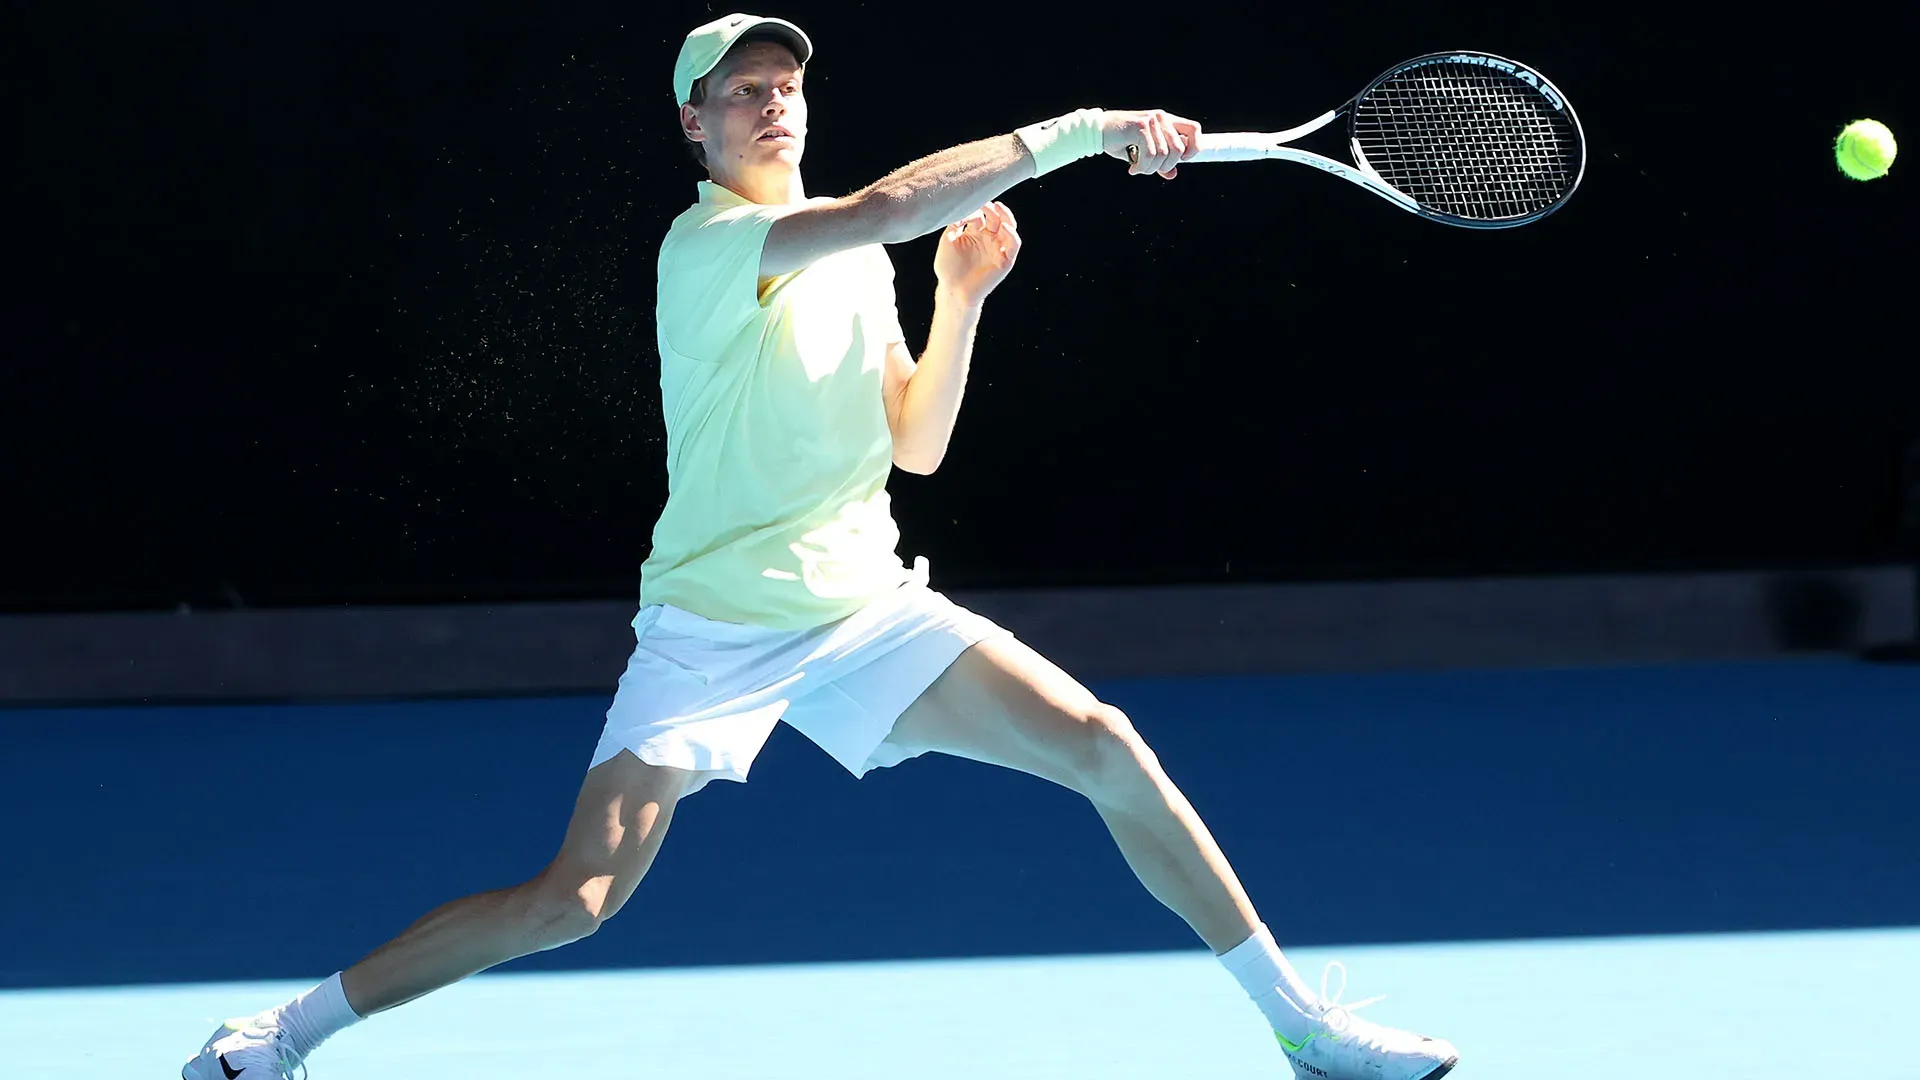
[693,42,807,173]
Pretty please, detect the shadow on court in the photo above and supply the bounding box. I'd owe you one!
[2,659,1916,989]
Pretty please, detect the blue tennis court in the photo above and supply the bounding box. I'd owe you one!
[4,657,1915,1077]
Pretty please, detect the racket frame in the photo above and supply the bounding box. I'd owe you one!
[1185,50,1586,229]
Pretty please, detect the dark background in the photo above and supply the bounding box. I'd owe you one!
[9,1,1916,615]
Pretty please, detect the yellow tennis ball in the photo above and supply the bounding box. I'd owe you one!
[1835,119,1897,181]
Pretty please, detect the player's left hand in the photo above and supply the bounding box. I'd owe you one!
[934,201,1021,306]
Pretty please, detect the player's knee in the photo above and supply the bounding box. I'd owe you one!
[1062,703,1159,805]
[521,875,617,951]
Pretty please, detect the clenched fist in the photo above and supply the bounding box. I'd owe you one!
[1101,109,1204,178]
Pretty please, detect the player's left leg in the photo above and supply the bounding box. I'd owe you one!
[883,635,1458,1080]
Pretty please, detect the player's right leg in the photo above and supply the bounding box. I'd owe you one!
[181,750,692,1080]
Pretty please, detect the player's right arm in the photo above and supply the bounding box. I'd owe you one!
[759,109,1201,278]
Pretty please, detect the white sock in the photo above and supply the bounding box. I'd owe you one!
[274,972,362,1059]
[1218,924,1321,1041]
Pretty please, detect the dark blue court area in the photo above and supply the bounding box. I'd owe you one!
[5,657,1915,992]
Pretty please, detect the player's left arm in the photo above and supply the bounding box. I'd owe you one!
[883,201,1022,475]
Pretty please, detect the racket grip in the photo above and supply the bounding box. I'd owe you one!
[1187,133,1286,162]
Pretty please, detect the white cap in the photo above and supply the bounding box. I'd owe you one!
[672,12,813,106]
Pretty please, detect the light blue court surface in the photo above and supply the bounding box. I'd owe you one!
[7,927,1918,1078]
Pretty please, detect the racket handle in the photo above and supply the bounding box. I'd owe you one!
[1185,112,1340,162]
[1187,132,1287,162]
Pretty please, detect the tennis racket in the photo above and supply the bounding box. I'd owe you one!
[1147,51,1586,228]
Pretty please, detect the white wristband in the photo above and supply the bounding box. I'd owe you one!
[1014,108,1106,177]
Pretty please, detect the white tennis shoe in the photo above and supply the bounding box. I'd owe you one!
[181,1010,307,1080]
[1276,962,1458,1080]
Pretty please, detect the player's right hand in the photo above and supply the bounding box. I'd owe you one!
[1100,109,1202,178]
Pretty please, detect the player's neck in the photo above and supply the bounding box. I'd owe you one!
[712,165,803,206]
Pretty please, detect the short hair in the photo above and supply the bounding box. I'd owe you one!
[681,31,803,169]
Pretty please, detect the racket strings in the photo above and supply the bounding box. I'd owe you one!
[1353,62,1579,222]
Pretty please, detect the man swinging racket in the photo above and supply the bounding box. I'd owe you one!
[183,13,1459,1080]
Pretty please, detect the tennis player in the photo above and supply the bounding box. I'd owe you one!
[183,13,1458,1080]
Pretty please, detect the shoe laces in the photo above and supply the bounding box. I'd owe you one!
[226,1014,309,1080]
[1315,961,1388,1042]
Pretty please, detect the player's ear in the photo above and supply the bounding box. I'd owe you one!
[680,103,705,145]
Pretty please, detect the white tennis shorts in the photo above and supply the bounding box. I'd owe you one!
[589,572,1011,795]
